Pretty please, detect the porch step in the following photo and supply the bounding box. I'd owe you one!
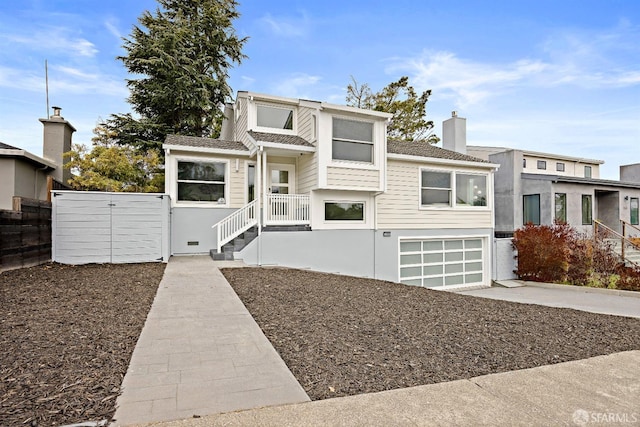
[210,226,259,261]
[262,225,312,232]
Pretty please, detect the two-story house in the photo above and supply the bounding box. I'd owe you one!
[163,92,498,289]
[466,146,640,238]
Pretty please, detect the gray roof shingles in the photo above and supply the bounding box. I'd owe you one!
[387,140,489,164]
[248,131,314,147]
[164,134,249,151]
[0,142,20,150]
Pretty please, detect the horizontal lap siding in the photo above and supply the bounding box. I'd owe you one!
[297,153,317,194]
[298,106,315,143]
[112,196,164,263]
[326,167,380,190]
[377,160,493,229]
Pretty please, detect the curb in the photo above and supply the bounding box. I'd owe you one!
[517,280,640,299]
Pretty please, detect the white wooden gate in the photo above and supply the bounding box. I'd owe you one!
[52,191,170,264]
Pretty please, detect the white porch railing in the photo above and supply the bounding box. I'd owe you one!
[266,194,310,225]
[213,200,257,252]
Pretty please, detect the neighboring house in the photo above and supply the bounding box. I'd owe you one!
[0,107,74,210]
[466,146,640,237]
[163,93,498,289]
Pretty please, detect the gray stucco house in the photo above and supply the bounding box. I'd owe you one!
[466,146,640,238]
[163,92,498,290]
[0,107,74,210]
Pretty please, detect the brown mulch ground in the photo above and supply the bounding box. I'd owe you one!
[0,262,165,427]
[222,267,640,401]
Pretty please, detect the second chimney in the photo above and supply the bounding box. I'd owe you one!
[442,111,467,154]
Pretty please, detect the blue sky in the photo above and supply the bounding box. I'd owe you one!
[1,0,638,179]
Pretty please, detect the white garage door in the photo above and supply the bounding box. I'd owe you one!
[399,238,485,288]
[53,191,170,264]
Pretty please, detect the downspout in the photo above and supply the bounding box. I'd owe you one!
[257,146,263,266]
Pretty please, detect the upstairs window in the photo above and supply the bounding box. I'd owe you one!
[421,170,488,208]
[584,166,592,178]
[332,118,374,163]
[537,160,546,170]
[556,162,565,172]
[456,174,487,206]
[256,105,294,130]
[421,171,451,206]
[177,161,226,203]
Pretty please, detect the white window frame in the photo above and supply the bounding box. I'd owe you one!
[254,103,297,135]
[245,161,256,204]
[330,116,375,165]
[419,168,490,210]
[174,157,230,208]
[323,200,366,223]
[398,236,487,289]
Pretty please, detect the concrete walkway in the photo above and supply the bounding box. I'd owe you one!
[112,256,309,426]
[128,350,640,426]
[458,281,640,319]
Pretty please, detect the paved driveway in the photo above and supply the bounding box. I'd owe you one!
[457,283,640,319]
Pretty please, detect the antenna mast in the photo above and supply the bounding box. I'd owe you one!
[45,59,49,118]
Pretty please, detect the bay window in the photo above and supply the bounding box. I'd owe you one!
[332,118,374,163]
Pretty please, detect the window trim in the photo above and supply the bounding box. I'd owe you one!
[324,201,366,223]
[254,103,297,135]
[174,157,230,207]
[554,193,567,223]
[331,116,375,165]
[523,194,541,225]
[419,168,490,210]
[537,160,547,170]
[582,194,593,225]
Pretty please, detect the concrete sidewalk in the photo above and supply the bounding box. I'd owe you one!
[130,350,640,426]
[458,281,640,319]
[112,256,309,426]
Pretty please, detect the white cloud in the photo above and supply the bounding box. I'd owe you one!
[3,26,98,57]
[259,12,310,38]
[104,17,123,39]
[272,73,321,99]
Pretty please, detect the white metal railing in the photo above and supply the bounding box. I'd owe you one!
[213,200,257,252]
[266,194,310,225]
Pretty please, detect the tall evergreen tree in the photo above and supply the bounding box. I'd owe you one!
[347,76,439,144]
[103,0,247,154]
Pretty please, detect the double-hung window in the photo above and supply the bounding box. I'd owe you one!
[421,170,488,208]
[332,118,374,163]
[177,160,227,203]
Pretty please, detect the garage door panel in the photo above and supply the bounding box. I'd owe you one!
[399,237,486,289]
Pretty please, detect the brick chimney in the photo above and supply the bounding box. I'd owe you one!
[39,106,76,184]
[442,111,467,154]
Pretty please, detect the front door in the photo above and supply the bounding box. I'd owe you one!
[267,164,295,223]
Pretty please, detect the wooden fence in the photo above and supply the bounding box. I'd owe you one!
[0,197,52,272]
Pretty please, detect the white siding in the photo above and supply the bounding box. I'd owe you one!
[326,167,380,190]
[52,191,170,264]
[298,106,316,144]
[297,152,317,194]
[377,160,493,229]
[235,97,250,147]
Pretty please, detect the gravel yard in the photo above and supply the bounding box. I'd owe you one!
[222,267,640,400]
[0,262,165,427]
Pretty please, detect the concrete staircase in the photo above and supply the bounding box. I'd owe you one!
[605,239,640,267]
[210,226,258,261]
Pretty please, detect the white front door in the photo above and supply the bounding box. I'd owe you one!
[267,164,296,223]
[268,164,295,195]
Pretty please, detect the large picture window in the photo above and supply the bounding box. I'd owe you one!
[523,194,540,225]
[555,193,567,223]
[332,118,373,163]
[582,194,593,224]
[325,202,364,221]
[177,161,226,203]
[630,197,639,225]
[456,174,487,206]
[257,105,294,130]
